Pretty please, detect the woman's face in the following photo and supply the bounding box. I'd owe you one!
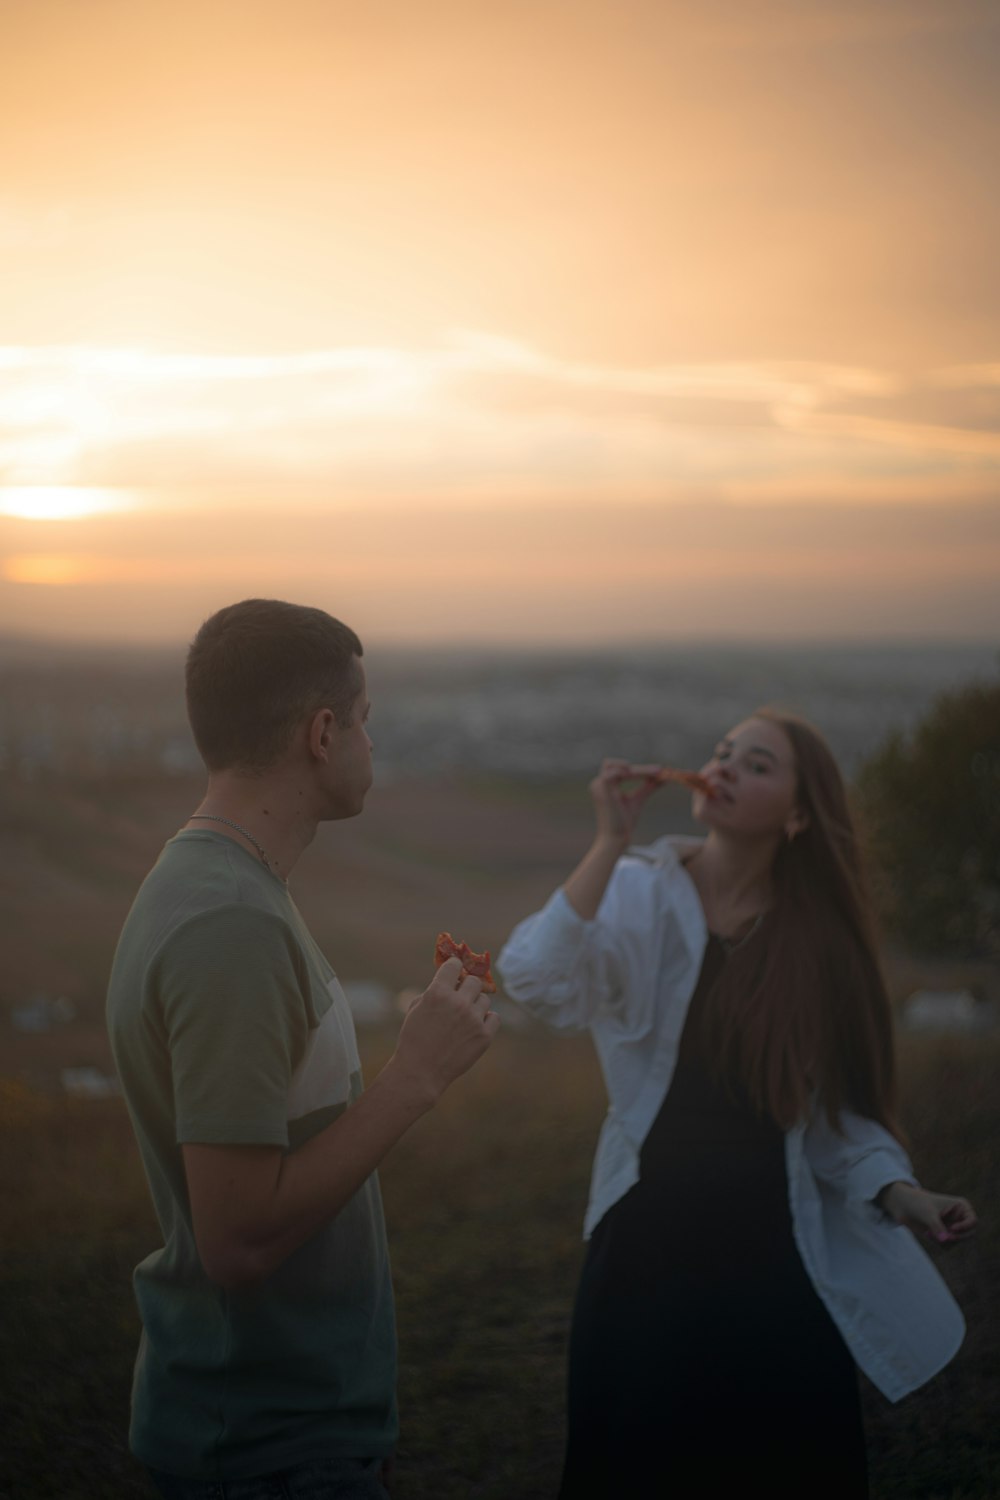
[693,716,805,839]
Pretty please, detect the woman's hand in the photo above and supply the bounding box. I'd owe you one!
[563,760,663,921]
[878,1181,978,1243]
[589,759,662,848]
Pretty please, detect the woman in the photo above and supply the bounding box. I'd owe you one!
[496,709,976,1499]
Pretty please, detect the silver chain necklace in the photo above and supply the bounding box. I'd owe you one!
[188,814,276,874]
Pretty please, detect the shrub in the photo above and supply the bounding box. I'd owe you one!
[856,671,1000,957]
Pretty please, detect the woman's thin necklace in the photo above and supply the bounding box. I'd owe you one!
[682,852,765,953]
[187,814,276,875]
[716,911,764,954]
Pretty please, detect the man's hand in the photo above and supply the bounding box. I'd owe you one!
[389,957,500,1109]
[183,959,498,1290]
[878,1181,978,1243]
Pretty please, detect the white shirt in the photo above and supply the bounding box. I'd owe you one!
[496,834,966,1402]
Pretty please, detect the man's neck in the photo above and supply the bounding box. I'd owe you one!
[186,771,320,882]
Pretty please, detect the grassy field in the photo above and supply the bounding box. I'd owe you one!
[1,767,997,1496]
[1,1026,996,1500]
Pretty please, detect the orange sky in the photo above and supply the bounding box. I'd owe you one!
[1,0,998,643]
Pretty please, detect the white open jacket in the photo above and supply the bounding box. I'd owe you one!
[496,835,965,1403]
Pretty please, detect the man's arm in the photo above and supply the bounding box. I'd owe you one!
[184,958,497,1289]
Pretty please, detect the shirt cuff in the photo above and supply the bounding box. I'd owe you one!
[850,1153,919,1222]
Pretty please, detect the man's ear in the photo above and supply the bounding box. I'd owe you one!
[307,708,336,761]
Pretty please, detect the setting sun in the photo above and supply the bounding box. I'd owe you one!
[3,553,97,585]
[0,486,134,522]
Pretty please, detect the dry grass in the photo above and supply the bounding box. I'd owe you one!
[1,1030,997,1500]
[1,769,997,1496]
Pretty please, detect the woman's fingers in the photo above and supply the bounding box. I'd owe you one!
[881,1183,978,1244]
[592,761,627,794]
[925,1192,977,1242]
[594,761,659,806]
[599,760,661,780]
[938,1197,977,1238]
[590,759,664,843]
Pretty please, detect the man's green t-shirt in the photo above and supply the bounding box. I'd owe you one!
[106,829,398,1479]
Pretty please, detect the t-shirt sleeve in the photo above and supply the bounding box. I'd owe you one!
[153,905,313,1148]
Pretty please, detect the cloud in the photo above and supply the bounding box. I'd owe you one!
[1,336,998,506]
[773,409,1000,460]
[681,0,1000,51]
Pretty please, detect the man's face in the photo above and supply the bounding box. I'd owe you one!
[322,660,374,820]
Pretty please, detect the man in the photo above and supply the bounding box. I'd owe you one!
[107,599,498,1499]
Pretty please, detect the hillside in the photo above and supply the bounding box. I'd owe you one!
[3,763,995,1092]
[0,767,608,1086]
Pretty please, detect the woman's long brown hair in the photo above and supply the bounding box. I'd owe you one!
[702,708,902,1137]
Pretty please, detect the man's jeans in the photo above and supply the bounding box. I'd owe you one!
[146,1456,389,1500]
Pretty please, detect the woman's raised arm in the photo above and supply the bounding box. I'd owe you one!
[564,759,661,919]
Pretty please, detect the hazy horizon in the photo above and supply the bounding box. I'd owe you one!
[1,621,998,656]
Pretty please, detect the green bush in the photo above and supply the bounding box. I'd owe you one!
[856,671,1000,958]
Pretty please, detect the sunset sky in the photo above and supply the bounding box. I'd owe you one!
[2,0,999,644]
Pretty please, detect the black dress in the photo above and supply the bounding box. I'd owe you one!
[558,932,869,1499]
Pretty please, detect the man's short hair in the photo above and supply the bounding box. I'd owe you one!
[186,599,364,772]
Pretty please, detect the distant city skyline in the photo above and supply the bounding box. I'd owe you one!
[3,639,994,786]
[2,0,998,643]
